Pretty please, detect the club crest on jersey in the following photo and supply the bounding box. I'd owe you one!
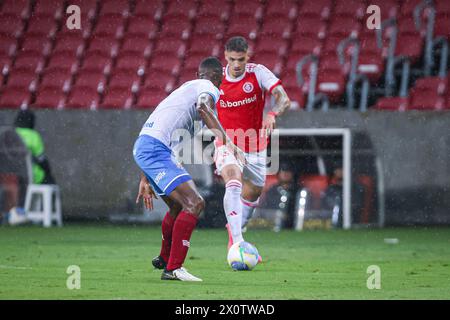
[242,82,254,93]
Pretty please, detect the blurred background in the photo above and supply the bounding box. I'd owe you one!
[0,0,449,230]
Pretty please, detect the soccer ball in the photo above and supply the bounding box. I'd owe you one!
[227,241,259,271]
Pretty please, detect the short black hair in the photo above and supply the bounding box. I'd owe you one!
[199,56,223,74]
[225,36,248,52]
[14,110,35,129]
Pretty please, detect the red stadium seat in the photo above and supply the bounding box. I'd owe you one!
[0,34,18,57]
[368,0,400,19]
[121,35,153,58]
[13,53,45,74]
[159,16,192,40]
[250,52,284,76]
[226,13,259,41]
[197,0,232,21]
[5,68,38,91]
[73,71,107,93]
[0,13,26,38]
[153,36,187,58]
[334,0,366,19]
[177,69,197,86]
[299,0,332,20]
[254,35,289,57]
[20,35,52,57]
[299,175,329,210]
[133,0,165,21]
[0,53,12,78]
[33,0,65,20]
[259,20,293,40]
[1,0,31,19]
[33,86,66,109]
[434,13,450,40]
[183,53,206,71]
[135,85,167,109]
[53,33,85,56]
[115,53,147,76]
[69,0,98,22]
[99,0,130,17]
[39,69,73,92]
[46,53,79,74]
[187,35,221,57]
[87,36,119,58]
[26,14,58,37]
[265,0,298,20]
[127,18,159,39]
[92,14,126,39]
[294,16,327,39]
[143,73,176,92]
[100,69,141,109]
[399,0,423,17]
[0,87,31,108]
[149,55,182,76]
[408,88,446,110]
[290,36,323,57]
[373,97,409,111]
[66,86,100,109]
[81,52,113,75]
[233,0,264,21]
[194,16,227,39]
[327,17,362,38]
[164,0,198,21]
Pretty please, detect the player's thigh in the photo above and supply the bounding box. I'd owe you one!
[221,164,242,183]
[214,144,243,183]
[242,179,263,201]
[167,180,204,216]
[242,151,267,200]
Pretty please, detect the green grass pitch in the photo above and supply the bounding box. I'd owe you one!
[0,224,449,299]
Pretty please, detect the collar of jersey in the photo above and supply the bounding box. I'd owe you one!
[225,65,246,82]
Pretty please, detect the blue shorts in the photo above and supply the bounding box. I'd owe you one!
[133,135,192,196]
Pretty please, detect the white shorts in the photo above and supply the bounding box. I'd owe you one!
[214,144,267,187]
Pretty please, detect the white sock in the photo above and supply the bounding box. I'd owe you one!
[241,197,259,228]
[224,180,244,244]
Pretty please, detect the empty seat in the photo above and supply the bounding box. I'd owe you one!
[373,96,408,111]
[26,14,58,37]
[334,0,366,19]
[265,0,298,20]
[115,53,147,76]
[135,85,168,109]
[226,13,259,40]
[39,69,73,92]
[254,35,289,57]
[187,35,221,57]
[194,16,226,39]
[133,0,165,21]
[159,16,192,39]
[98,0,130,17]
[19,35,52,57]
[149,55,182,76]
[121,35,153,57]
[46,53,79,74]
[53,33,85,56]
[81,52,113,75]
[13,53,45,74]
[66,86,100,109]
[409,88,446,110]
[434,13,450,40]
[86,36,119,57]
[0,34,18,57]
[73,70,106,93]
[92,14,126,38]
[299,0,332,19]
[0,87,32,108]
[1,0,31,19]
[290,35,322,56]
[33,0,65,20]
[5,68,38,91]
[197,0,232,21]
[368,0,400,19]
[69,0,98,22]
[259,20,293,39]
[100,70,140,109]
[127,17,159,39]
[0,13,26,38]
[153,36,187,58]
[328,17,361,38]
[33,86,66,109]
[294,16,327,39]
[164,0,198,21]
[251,52,284,76]
[233,0,264,21]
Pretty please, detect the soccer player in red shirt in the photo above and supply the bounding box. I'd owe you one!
[214,36,291,253]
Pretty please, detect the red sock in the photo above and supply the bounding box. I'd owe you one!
[159,211,175,263]
[166,211,198,271]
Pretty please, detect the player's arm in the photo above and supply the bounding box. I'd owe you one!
[262,85,291,137]
[136,172,158,210]
[196,93,247,165]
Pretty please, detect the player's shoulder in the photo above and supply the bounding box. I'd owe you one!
[246,63,271,74]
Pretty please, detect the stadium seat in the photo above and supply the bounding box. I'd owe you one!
[100,69,140,109]
[159,16,192,40]
[177,68,197,86]
[127,18,159,39]
[0,13,26,38]
[33,86,67,109]
[290,36,323,57]
[327,17,362,38]
[13,53,45,74]
[187,35,221,57]
[0,87,32,108]
[265,0,298,20]
[53,33,85,57]
[98,0,130,17]
[91,14,126,39]
[251,52,284,76]
[5,68,38,92]
[298,175,329,210]
[86,36,119,58]
[121,35,153,58]
[232,0,265,21]
[133,0,165,21]
[299,0,332,20]
[194,16,227,39]
[81,52,113,75]
[368,0,400,19]
[115,53,147,76]
[19,35,52,57]
[46,53,79,74]
[259,20,293,40]
[1,0,31,19]
[73,70,107,93]
[69,0,98,22]
[33,0,65,20]
[26,14,59,38]
[142,73,176,94]
[293,16,327,39]
[197,0,232,21]
[408,88,446,110]
[65,86,100,109]
[373,97,409,111]
[0,34,18,59]
[164,0,198,21]
[149,55,182,76]
[153,36,187,59]
[39,69,73,92]
[334,0,366,19]
[226,13,259,41]
[434,13,450,40]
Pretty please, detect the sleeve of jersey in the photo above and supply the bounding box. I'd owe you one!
[256,64,282,94]
[197,81,220,104]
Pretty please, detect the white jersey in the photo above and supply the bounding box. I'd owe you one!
[139,79,220,150]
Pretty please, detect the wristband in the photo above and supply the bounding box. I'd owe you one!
[268,111,278,118]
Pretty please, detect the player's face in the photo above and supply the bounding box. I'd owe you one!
[225,50,249,78]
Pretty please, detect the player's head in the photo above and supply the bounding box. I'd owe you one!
[198,56,223,88]
[14,110,35,129]
[224,36,249,78]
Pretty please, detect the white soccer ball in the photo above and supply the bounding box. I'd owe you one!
[227,241,259,271]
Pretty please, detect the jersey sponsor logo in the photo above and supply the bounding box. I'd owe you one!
[242,82,254,93]
[154,171,166,184]
[144,122,154,128]
[219,94,257,108]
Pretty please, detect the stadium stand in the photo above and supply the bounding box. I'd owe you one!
[0,0,448,111]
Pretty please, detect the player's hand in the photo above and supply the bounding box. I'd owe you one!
[136,177,158,210]
[261,113,276,138]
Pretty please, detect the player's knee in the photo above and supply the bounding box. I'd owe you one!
[222,165,242,183]
[183,195,205,216]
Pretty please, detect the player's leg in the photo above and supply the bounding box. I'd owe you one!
[152,196,181,269]
[162,180,205,281]
[241,179,263,228]
[215,144,245,248]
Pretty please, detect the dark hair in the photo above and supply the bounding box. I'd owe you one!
[225,36,248,52]
[199,56,223,74]
[14,110,35,129]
